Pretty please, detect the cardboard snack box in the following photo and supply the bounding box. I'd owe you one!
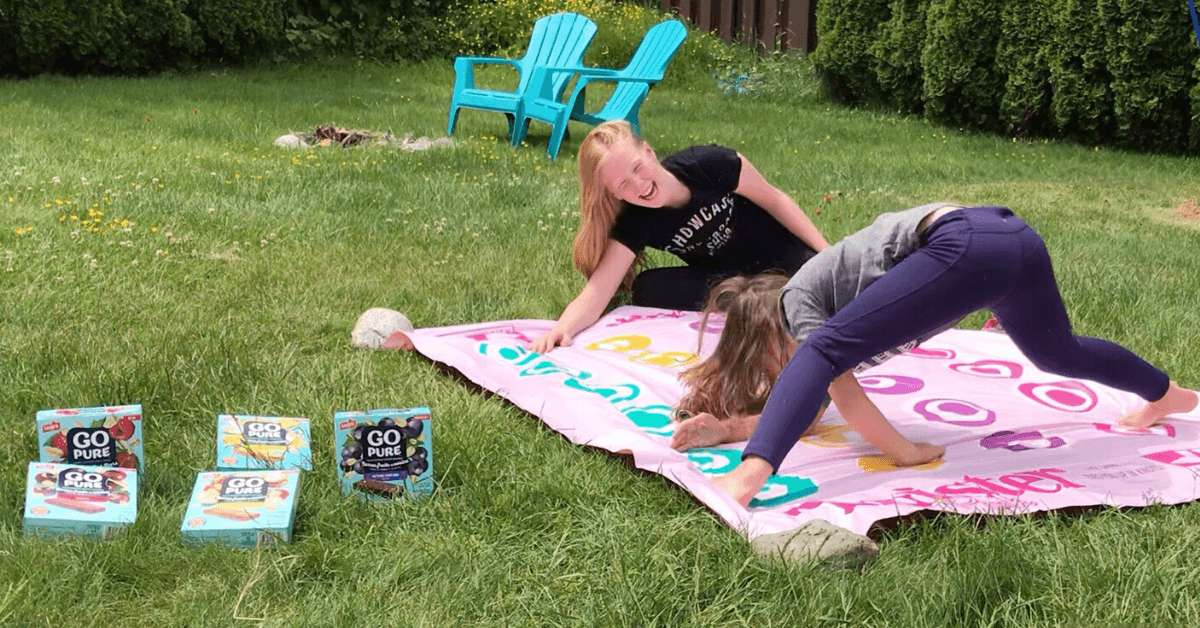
[333,407,433,502]
[180,470,300,548]
[37,404,144,471]
[216,415,312,471]
[24,462,137,540]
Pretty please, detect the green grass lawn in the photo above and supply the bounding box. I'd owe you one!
[2,57,1200,626]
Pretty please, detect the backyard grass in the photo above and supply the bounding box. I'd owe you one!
[1,56,1200,626]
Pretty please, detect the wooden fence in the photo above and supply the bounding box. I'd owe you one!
[657,0,818,52]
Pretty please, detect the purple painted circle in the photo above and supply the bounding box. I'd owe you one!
[859,375,925,395]
[939,402,977,415]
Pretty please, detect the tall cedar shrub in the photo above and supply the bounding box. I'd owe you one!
[996,0,1052,138]
[810,0,890,101]
[1192,59,1200,152]
[870,0,928,113]
[1046,0,1116,144]
[1106,0,1194,152]
[921,0,1002,129]
[813,0,1200,153]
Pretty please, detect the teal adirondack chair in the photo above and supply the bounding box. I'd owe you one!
[513,20,688,159]
[446,12,598,139]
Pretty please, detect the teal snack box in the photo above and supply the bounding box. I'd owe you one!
[181,470,300,548]
[37,404,144,471]
[216,415,312,471]
[334,407,433,501]
[24,462,137,540]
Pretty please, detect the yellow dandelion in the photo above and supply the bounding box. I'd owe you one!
[150,226,158,233]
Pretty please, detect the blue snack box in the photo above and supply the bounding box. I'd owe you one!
[181,470,300,548]
[334,407,433,501]
[24,462,138,540]
[216,415,312,471]
[36,404,144,472]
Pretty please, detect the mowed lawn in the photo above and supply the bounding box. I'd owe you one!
[2,57,1200,626]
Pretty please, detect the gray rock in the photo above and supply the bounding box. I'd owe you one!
[350,308,414,350]
[751,519,878,570]
[274,133,308,148]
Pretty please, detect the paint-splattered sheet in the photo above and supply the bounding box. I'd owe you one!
[408,306,1200,538]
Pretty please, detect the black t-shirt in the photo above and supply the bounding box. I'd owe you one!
[609,145,814,274]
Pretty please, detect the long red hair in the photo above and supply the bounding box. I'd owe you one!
[573,120,645,290]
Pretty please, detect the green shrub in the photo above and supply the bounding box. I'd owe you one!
[870,0,928,113]
[282,0,458,61]
[1106,0,1195,153]
[996,0,1052,137]
[194,0,285,57]
[0,0,284,75]
[426,0,737,89]
[810,0,889,101]
[1192,58,1200,152]
[921,0,1002,129]
[812,0,1200,154]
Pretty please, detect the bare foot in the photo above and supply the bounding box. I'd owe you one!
[711,457,774,507]
[670,413,729,451]
[889,442,945,467]
[1119,381,1199,429]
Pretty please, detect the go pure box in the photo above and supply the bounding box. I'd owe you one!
[37,404,143,471]
[334,407,433,501]
[24,462,137,540]
[216,414,312,471]
[181,469,300,548]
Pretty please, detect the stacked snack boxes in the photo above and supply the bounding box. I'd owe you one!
[24,462,137,540]
[216,415,312,471]
[36,405,144,471]
[180,469,300,547]
[334,407,433,501]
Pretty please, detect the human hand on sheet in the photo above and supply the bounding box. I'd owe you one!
[530,329,573,354]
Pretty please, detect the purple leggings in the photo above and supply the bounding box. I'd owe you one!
[743,206,1170,471]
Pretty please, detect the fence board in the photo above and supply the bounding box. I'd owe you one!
[655,0,817,52]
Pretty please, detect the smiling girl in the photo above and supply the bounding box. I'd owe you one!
[530,120,829,353]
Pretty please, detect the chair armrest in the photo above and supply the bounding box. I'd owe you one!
[527,65,622,100]
[452,57,525,92]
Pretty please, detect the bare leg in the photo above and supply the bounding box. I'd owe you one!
[1119,381,1199,428]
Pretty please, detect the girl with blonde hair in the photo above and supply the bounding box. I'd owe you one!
[530,120,829,353]
[668,203,1198,506]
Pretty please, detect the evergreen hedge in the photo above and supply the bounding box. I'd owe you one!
[811,0,1200,154]
[0,0,454,76]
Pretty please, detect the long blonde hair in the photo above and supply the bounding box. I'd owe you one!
[677,274,793,420]
[574,120,645,291]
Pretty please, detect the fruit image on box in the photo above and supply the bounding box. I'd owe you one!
[181,470,300,547]
[216,415,312,471]
[334,407,433,501]
[24,462,137,540]
[37,404,143,471]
